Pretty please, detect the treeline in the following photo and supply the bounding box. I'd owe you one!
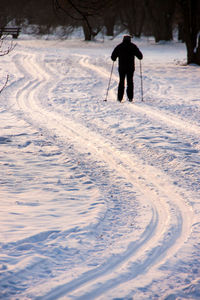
[0,0,200,64]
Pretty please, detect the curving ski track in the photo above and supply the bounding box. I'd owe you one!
[1,41,199,299]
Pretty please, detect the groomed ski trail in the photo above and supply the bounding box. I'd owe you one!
[1,41,199,299]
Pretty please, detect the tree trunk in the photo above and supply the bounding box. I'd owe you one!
[196,35,200,65]
[179,0,200,65]
[104,15,115,36]
[82,22,92,41]
[178,23,185,42]
[144,0,175,42]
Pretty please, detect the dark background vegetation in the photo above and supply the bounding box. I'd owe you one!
[0,0,200,65]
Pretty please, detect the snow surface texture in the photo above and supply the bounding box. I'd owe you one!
[0,35,200,299]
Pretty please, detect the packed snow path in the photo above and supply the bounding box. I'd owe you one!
[0,38,200,299]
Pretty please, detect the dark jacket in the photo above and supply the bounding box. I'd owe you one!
[111,40,143,71]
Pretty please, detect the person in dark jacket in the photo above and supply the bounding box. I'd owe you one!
[111,35,143,102]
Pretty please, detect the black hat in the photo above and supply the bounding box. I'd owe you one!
[123,35,131,42]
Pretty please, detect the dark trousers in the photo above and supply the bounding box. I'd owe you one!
[118,69,134,101]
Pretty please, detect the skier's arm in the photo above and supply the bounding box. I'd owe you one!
[111,46,119,61]
[134,45,143,60]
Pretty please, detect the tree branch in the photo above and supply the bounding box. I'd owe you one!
[0,38,16,56]
[0,75,9,94]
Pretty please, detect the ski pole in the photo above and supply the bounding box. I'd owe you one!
[139,60,144,102]
[104,61,114,101]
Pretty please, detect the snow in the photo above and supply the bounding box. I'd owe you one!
[0,34,200,299]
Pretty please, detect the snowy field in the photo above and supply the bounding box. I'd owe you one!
[0,34,200,299]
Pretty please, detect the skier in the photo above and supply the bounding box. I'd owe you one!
[111,35,143,102]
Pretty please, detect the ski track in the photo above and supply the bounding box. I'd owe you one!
[80,55,200,136]
[0,41,200,299]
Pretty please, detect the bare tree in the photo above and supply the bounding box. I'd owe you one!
[118,0,145,37]
[53,0,113,40]
[0,36,15,56]
[177,0,200,65]
[103,4,116,37]
[0,36,15,94]
[144,0,176,42]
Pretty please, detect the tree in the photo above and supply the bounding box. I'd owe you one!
[0,36,15,94]
[144,0,176,42]
[177,0,200,65]
[102,1,117,37]
[53,0,112,40]
[118,0,145,37]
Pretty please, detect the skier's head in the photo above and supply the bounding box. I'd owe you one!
[123,35,131,43]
